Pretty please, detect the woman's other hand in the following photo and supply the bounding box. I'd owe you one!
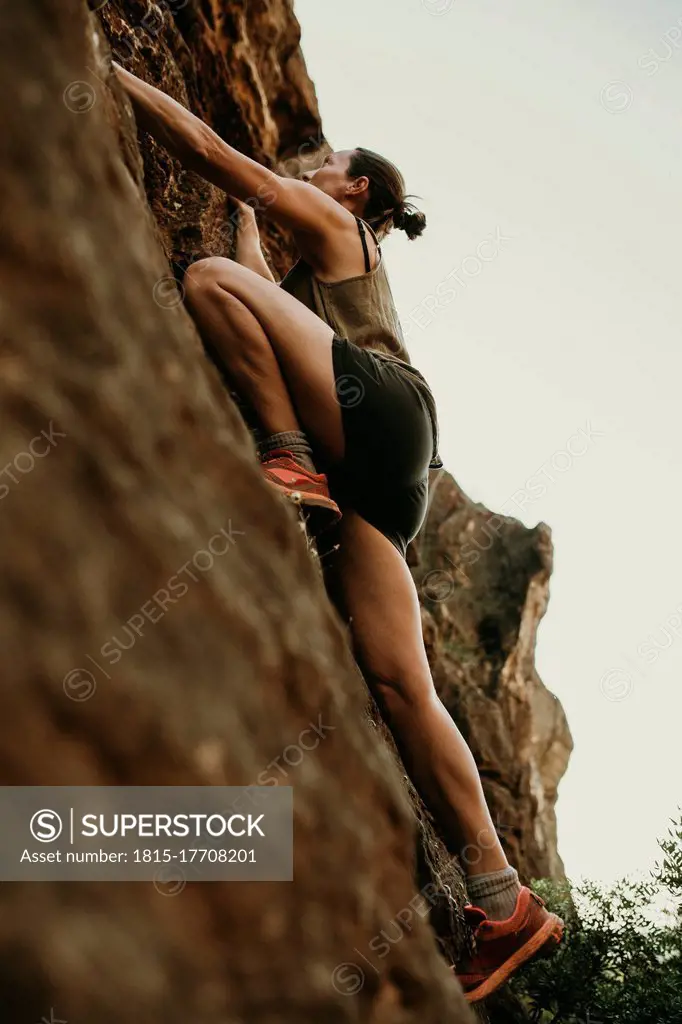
[231,198,276,283]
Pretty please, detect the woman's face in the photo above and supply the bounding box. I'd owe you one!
[302,150,356,201]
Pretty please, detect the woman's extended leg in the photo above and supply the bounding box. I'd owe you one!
[327,514,565,1004]
[328,508,508,873]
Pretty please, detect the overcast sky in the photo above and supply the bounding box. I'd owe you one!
[295,0,682,884]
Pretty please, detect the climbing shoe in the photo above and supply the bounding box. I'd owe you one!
[455,887,564,1003]
[260,449,341,529]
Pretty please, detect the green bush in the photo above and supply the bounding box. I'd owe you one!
[509,816,682,1023]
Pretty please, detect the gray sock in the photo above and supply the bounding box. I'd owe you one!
[466,866,521,921]
[258,430,317,474]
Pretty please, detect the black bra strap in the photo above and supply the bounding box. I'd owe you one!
[356,217,372,274]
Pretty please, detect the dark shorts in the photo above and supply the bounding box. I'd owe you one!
[327,337,433,558]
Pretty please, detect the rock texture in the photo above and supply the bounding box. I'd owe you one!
[409,472,573,883]
[99,0,327,282]
[0,0,570,1019]
[0,2,471,1022]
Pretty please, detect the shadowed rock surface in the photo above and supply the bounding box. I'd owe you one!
[99,0,327,280]
[0,1,472,1021]
[0,0,571,1019]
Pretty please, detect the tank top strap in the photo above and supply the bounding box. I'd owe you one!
[356,217,372,274]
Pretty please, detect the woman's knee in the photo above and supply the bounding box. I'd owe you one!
[184,257,237,302]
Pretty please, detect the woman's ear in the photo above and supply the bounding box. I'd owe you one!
[346,174,370,198]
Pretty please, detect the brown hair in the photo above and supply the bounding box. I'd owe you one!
[348,147,426,241]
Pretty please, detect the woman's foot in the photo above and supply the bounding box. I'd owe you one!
[260,449,341,528]
[455,887,564,1003]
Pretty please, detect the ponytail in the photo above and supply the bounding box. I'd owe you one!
[392,200,427,240]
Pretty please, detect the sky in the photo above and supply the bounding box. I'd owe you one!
[295,0,682,884]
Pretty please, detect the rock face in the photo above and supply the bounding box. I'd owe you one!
[0,0,570,1020]
[100,0,326,281]
[0,2,471,1022]
[409,472,573,883]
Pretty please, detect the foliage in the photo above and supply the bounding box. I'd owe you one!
[509,816,682,1023]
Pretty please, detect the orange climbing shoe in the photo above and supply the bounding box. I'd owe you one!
[455,887,564,1004]
[261,449,341,528]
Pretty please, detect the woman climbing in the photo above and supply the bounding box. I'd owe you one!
[113,62,563,1003]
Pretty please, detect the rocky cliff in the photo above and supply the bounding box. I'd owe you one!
[0,0,570,1020]
[100,0,327,280]
[0,1,470,1022]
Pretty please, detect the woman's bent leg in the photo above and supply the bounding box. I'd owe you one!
[329,509,509,875]
[184,257,344,464]
[187,264,299,436]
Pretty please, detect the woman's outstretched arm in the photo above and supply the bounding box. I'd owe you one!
[112,63,345,238]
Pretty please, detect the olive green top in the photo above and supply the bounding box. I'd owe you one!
[279,220,442,469]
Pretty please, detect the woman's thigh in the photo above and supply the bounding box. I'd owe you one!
[186,258,344,462]
[326,509,434,696]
